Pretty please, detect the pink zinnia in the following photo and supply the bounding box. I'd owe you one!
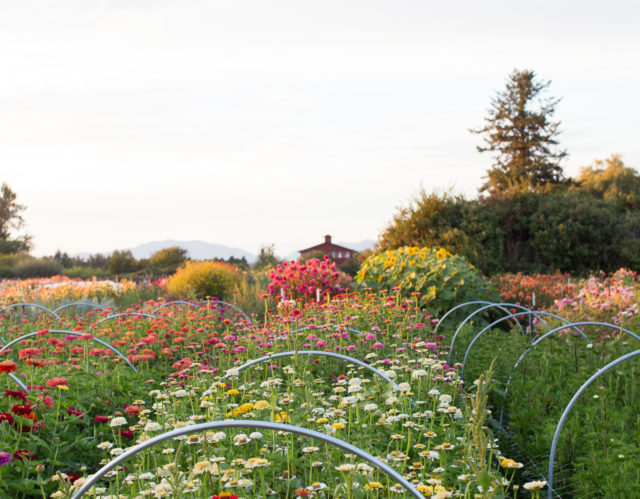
[45,377,68,388]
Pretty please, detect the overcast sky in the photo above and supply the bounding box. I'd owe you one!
[1,0,638,257]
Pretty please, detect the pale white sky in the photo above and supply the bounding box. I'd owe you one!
[1,0,638,257]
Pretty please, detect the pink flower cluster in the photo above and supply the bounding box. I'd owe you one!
[268,256,350,300]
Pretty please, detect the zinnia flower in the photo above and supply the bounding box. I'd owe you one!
[45,377,68,388]
[0,452,12,466]
[0,360,17,373]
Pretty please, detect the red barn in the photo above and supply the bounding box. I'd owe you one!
[299,235,357,265]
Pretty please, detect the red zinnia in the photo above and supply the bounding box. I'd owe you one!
[0,360,17,373]
[117,428,133,439]
[12,449,33,462]
[41,395,54,410]
[67,406,84,419]
[4,390,27,400]
[11,404,34,416]
[18,348,41,360]
[0,412,14,425]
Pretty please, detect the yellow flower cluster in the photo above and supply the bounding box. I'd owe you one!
[166,260,242,300]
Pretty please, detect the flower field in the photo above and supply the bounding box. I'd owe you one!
[0,290,536,498]
[1,262,639,498]
[0,277,139,307]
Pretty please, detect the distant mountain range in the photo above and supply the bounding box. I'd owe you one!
[128,240,258,262]
[73,238,376,263]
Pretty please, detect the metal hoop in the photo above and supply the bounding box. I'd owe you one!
[204,350,400,398]
[501,321,640,424]
[71,420,425,499]
[0,330,138,373]
[547,349,640,499]
[460,310,585,380]
[92,312,157,326]
[53,302,108,313]
[154,299,253,324]
[0,303,61,320]
[448,303,551,363]
[434,300,524,337]
[284,325,365,337]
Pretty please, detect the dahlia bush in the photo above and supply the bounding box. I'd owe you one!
[267,256,351,300]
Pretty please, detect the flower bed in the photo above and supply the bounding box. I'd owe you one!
[0,292,530,498]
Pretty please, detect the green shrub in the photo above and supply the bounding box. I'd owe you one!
[12,257,62,278]
[166,260,242,300]
[378,187,640,275]
[62,266,110,279]
[0,253,28,278]
[356,246,496,317]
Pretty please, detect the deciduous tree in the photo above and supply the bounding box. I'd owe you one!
[0,182,31,254]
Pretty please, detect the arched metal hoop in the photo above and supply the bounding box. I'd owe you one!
[0,330,138,373]
[154,299,253,324]
[448,303,551,363]
[0,338,28,391]
[286,325,365,337]
[92,312,157,326]
[71,420,425,499]
[152,300,200,312]
[501,321,640,424]
[547,349,640,499]
[434,301,524,337]
[53,302,108,313]
[0,303,61,320]
[460,311,584,380]
[204,350,399,398]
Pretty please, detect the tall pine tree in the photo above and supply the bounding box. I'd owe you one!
[472,69,568,195]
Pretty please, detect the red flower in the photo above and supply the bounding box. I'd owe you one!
[94,415,109,423]
[211,495,239,499]
[67,406,84,419]
[41,396,54,410]
[4,390,27,400]
[0,412,14,425]
[65,472,80,483]
[117,428,133,439]
[11,404,34,416]
[124,405,142,416]
[18,348,41,360]
[12,449,33,462]
[0,360,17,373]
[45,377,68,388]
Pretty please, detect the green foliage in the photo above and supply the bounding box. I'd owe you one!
[12,257,62,278]
[0,182,31,254]
[148,246,187,275]
[574,154,640,203]
[471,69,568,195]
[379,187,640,275]
[166,260,242,300]
[253,244,280,271]
[0,253,28,278]
[61,266,110,279]
[300,250,325,262]
[356,246,496,317]
[378,189,505,275]
[337,256,361,277]
[107,250,139,275]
